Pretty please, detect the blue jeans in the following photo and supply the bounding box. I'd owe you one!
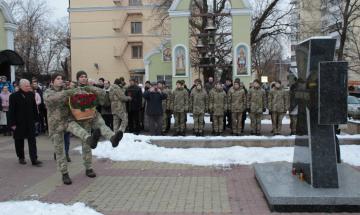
[64,132,70,154]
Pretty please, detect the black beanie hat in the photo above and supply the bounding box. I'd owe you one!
[76,70,87,80]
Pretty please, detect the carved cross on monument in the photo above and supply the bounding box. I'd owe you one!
[292,37,348,188]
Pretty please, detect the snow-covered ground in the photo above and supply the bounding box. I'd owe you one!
[75,133,360,166]
[0,201,102,215]
[171,114,290,125]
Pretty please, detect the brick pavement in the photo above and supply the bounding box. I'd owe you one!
[0,132,359,215]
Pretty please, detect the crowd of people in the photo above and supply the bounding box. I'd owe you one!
[2,71,297,185]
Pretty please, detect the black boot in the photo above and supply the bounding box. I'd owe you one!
[19,159,27,165]
[62,173,72,185]
[66,153,71,162]
[32,160,43,167]
[88,129,101,149]
[86,169,96,178]
[110,130,123,148]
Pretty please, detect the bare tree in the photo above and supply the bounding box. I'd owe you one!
[252,36,283,79]
[345,26,360,75]
[5,0,70,78]
[321,0,360,61]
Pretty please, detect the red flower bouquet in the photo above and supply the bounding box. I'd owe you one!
[69,93,97,121]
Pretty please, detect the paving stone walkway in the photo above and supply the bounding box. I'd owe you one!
[0,134,358,215]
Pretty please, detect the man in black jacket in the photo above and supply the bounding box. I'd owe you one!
[125,78,142,134]
[143,82,167,136]
[9,79,42,166]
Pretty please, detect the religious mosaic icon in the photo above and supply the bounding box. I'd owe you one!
[162,47,172,62]
[236,45,248,75]
[175,46,186,76]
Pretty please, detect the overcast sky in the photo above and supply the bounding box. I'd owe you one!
[48,1,68,21]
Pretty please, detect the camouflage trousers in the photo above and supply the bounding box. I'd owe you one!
[173,112,186,133]
[213,115,224,133]
[250,113,263,134]
[271,112,285,134]
[79,112,115,140]
[290,115,297,134]
[78,113,115,169]
[52,121,92,174]
[113,112,128,132]
[231,112,243,135]
[162,111,170,132]
[193,113,205,133]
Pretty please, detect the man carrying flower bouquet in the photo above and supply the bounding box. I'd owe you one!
[44,73,102,185]
[71,71,123,176]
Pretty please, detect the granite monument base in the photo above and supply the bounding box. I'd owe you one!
[254,162,360,212]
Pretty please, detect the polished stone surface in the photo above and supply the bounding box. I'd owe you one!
[319,61,348,125]
[292,37,346,188]
[254,162,360,212]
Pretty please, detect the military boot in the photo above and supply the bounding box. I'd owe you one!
[110,130,123,148]
[66,153,71,162]
[86,169,96,178]
[19,159,27,165]
[62,173,72,185]
[88,129,101,149]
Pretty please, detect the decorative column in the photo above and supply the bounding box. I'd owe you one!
[4,23,17,82]
[231,0,252,87]
[168,0,191,88]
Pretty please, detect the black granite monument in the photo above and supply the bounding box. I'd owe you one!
[254,37,360,212]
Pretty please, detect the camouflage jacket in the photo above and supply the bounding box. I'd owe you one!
[227,88,246,113]
[109,84,131,116]
[268,88,289,113]
[190,88,208,114]
[170,88,189,113]
[247,87,266,113]
[162,88,172,111]
[209,88,227,116]
[43,86,73,136]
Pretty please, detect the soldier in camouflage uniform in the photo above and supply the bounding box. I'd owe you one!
[44,73,101,185]
[190,82,208,136]
[170,80,189,136]
[247,79,267,135]
[157,81,172,134]
[268,81,289,135]
[227,80,246,135]
[73,71,124,178]
[209,82,227,135]
[109,79,131,132]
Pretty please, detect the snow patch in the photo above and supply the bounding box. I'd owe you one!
[75,133,360,166]
[0,201,102,215]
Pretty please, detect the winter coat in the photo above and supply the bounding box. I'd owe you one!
[204,82,215,94]
[209,88,227,116]
[0,92,11,112]
[162,88,172,111]
[170,88,189,113]
[8,90,39,139]
[44,86,72,136]
[227,87,246,113]
[125,85,143,112]
[109,84,131,116]
[268,88,289,113]
[190,88,208,114]
[143,90,167,116]
[247,87,266,113]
